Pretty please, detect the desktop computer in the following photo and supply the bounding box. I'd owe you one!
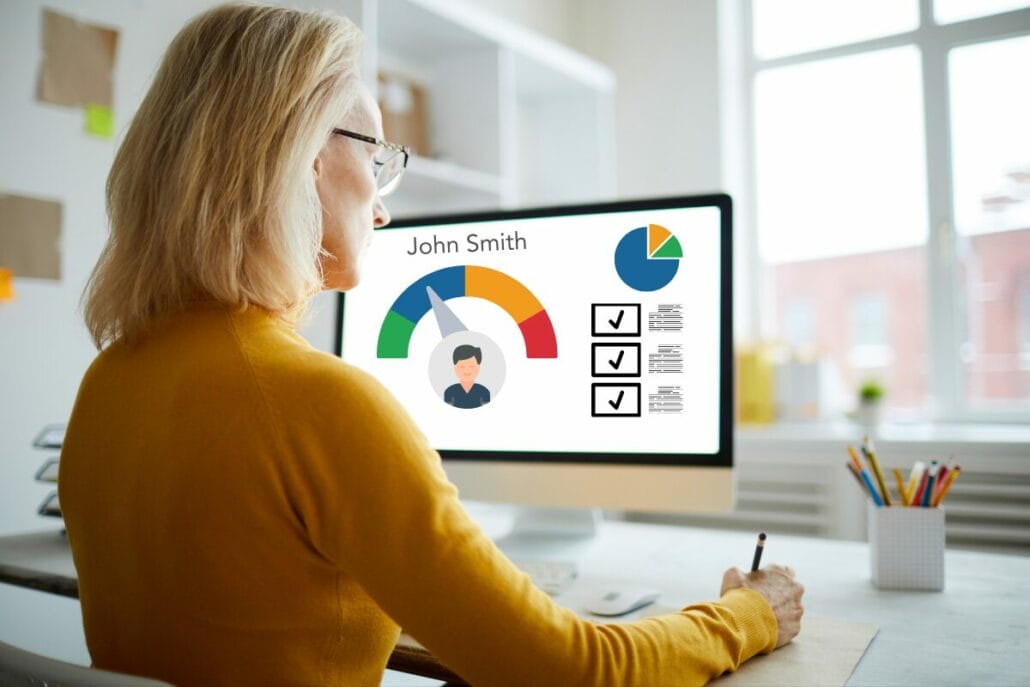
[335,194,734,525]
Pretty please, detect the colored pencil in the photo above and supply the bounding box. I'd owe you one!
[932,467,961,507]
[860,468,885,507]
[913,466,930,506]
[847,445,864,475]
[922,462,939,507]
[905,461,925,506]
[862,437,892,507]
[892,467,909,506]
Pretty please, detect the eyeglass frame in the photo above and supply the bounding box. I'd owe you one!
[331,128,409,196]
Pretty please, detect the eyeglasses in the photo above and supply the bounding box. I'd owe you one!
[332,128,409,197]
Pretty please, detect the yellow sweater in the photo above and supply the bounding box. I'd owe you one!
[59,303,776,687]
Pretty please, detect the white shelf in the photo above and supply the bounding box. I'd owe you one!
[400,0,615,92]
[346,0,615,215]
[406,154,501,196]
[388,155,504,218]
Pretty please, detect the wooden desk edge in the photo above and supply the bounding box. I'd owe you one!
[0,564,79,599]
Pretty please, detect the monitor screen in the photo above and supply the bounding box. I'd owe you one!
[335,195,733,480]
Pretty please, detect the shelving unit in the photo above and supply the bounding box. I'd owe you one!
[333,0,616,217]
[300,0,616,351]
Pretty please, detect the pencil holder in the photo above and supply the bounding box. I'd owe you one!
[867,504,945,591]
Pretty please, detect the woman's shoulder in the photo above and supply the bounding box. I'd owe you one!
[239,318,379,393]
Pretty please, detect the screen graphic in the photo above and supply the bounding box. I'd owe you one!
[614,224,683,292]
[377,266,558,359]
[339,199,727,463]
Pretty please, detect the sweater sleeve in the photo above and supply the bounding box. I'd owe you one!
[261,357,777,687]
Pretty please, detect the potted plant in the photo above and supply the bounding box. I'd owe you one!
[855,380,885,430]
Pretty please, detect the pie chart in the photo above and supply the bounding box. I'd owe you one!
[614,224,682,291]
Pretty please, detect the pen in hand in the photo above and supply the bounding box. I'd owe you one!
[751,532,766,572]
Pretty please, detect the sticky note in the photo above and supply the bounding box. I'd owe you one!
[0,268,15,302]
[85,104,115,139]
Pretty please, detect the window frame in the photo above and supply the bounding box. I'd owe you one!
[734,0,1030,423]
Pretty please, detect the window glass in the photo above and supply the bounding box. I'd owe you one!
[935,0,1030,24]
[753,0,918,59]
[785,299,816,347]
[950,36,1030,408]
[1020,286,1030,367]
[849,293,893,369]
[755,47,928,263]
[756,47,930,415]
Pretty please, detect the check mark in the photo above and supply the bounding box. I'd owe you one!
[608,309,625,329]
[608,390,626,410]
[608,350,626,370]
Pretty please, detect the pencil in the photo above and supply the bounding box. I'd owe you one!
[862,437,892,507]
[846,461,867,493]
[892,467,908,506]
[912,465,931,506]
[860,468,885,507]
[935,465,950,502]
[847,445,864,475]
[905,461,925,506]
[751,532,766,572]
[932,467,961,507]
[922,462,939,507]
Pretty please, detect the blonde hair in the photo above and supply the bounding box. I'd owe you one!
[84,3,364,348]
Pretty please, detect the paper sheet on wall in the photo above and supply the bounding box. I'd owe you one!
[0,193,63,280]
[37,8,119,109]
[712,615,878,687]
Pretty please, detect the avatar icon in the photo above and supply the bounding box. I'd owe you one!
[444,344,491,409]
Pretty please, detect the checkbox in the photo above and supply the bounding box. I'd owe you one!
[591,383,641,417]
[591,343,641,377]
[592,303,641,337]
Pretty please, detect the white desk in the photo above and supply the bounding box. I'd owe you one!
[2,515,1028,686]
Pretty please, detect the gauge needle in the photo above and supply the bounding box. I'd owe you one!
[427,286,468,339]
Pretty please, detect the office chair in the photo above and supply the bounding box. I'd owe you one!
[0,639,174,687]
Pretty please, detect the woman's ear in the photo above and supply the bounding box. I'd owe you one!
[313,153,323,178]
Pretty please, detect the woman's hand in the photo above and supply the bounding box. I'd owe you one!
[721,564,804,648]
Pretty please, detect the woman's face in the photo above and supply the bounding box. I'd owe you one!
[314,84,391,291]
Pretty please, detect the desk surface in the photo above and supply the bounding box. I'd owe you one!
[2,516,1028,686]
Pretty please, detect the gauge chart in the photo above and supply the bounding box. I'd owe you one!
[376,265,558,359]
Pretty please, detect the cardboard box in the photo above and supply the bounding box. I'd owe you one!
[377,72,430,157]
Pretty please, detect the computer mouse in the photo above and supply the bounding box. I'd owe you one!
[585,587,661,617]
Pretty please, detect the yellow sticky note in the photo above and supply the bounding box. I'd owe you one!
[0,267,15,302]
[84,104,115,139]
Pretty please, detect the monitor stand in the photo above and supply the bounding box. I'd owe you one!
[492,506,602,560]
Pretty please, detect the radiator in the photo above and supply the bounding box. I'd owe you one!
[627,462,836,538]
[940,469,1030,554]
[626,445,1030,557]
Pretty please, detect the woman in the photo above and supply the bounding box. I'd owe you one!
[58,4,803,686]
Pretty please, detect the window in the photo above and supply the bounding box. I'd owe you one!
[784,298,816,348]
[1019,284,1030,372]
[752,0,918,59]
[737,1,1030,421]
[950,35,1030,410]
[935,0,1030,24]
[850,293,890,353]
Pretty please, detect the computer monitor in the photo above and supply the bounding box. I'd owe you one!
[335,194,734,515]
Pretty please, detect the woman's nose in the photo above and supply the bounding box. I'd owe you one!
[373,196,391,228]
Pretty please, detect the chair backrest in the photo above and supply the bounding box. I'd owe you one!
[0,639,175,687]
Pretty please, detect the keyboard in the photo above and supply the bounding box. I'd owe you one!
[515,559,578,595]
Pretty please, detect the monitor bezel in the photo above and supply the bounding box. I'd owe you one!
[334,194,733,469]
